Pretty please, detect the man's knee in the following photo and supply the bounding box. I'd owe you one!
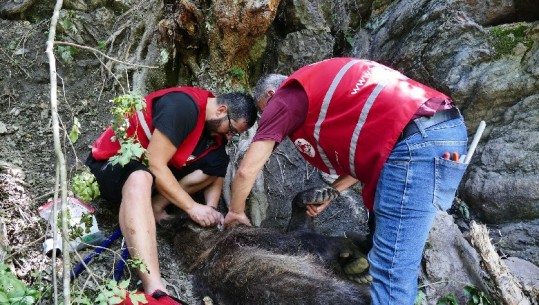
[179,170,216,192]
[123,170,153,196]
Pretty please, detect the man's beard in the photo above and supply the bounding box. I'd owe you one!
[204,117,226,136]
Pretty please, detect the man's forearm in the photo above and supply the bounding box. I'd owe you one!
[152,164,196,211]
[204,177,223,209]
[331,174,359,192]
[229,169,258,214]
[229,140,275,214]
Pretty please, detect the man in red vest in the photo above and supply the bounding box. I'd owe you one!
[86,87,257,303]
[224,58,468,305]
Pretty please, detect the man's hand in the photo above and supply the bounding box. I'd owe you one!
[223,211,251,229]
[186,203,223,227]
[306,200,331,217]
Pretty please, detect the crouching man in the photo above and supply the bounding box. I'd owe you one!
[86,87,257,304]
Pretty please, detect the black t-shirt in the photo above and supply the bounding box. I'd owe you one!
[152,92,229,178]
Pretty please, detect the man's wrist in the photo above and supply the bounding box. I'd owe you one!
[229,207,244,214]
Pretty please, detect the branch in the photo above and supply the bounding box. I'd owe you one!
[46,1,71,304]
[469,221,531,305]
[54,41,159,69]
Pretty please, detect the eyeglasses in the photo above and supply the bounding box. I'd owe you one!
[226,111,241,137]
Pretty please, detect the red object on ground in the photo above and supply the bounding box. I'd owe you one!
[121,291,184,305]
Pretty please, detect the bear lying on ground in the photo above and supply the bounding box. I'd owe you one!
[172,186,372,305]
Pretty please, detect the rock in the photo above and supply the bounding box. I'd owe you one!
[462,95,539,223]
[421,212,488,303]
[0,121,7,134]
[489,220,539,267]
[503,257,539,300]
[276,29,335,74]
[0,0,35,17]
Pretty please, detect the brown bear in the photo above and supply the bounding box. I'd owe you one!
[172,186,371,305]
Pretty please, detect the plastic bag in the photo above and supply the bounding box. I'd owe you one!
[38,197,105,256]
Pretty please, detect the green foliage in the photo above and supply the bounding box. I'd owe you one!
[490,24,533,57]
[57,209,93,240]
[127,257,148,274]
[416,285,495,305]
[415,290,426,305]
[0,264,40,305]
[438,293,458,305]
[108,94,148,167]
[455,197,471,221]
[72,168,101,202]
[69,117,81,144]
[108,137,147,167]
[60,11,78,35]
[463,285,494,305]
[97,41,107,51]
[72,280,147,305]
[344,31,355,47]
[56,45,77,63]
[230,67,245,79]
[159,49,169,65]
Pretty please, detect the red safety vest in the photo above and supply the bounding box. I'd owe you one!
[91,87,222,169]
[286,58,450,210]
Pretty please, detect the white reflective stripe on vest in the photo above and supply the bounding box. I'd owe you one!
[314,59,361,176]
[348,79,389,175]
[137,110,152,140]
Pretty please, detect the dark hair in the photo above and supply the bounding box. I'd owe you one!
[216,92,258,128]
[253,74,288,102]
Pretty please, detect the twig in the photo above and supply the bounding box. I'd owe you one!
[31,190,54,201]
[54,41,159,69]
[94,52,126,93]
[4,235,46,260]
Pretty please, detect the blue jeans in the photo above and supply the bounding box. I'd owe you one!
[369,116,468,305]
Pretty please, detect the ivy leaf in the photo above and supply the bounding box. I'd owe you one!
[129,292,148,305]
[118,280,129,289]
[0,292,8,303]
[109,296,124,305]
[69,117,81,144]
[129,143,145,159]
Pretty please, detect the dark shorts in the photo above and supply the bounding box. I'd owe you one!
[85,154,155,204]
[85,146,229,204]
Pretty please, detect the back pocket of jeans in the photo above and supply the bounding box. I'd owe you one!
[433,158,468,211]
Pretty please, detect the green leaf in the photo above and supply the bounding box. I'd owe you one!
[118,280,129,289]
[129,292,148,304]
[0,292,8,302]
[69,117,81,144]
[109,296,124,305]
[414,290,426,305]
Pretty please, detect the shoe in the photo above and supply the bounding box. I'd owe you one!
[151,289,187,305]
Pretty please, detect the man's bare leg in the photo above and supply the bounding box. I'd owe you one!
[119,170,166,294]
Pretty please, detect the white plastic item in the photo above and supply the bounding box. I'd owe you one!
[38,197,105,256]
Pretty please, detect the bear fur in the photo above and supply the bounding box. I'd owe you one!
[172,187,371,305]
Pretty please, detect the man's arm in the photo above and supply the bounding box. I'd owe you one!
[224,140,275,228]
[204,177,224,209]
[147,128,221,227]
[306,174,359,217]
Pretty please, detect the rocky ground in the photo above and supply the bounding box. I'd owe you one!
[2,2,538,304]
[0,17,203,304]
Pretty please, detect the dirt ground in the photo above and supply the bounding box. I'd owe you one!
[0,17,204,304]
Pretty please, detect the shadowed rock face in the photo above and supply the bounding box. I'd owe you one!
[173,187,371,305]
